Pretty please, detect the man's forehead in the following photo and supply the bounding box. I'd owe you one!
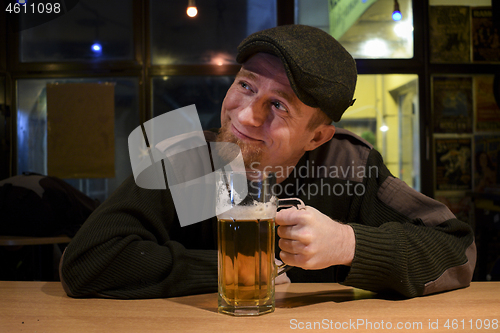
[240,53,288,82]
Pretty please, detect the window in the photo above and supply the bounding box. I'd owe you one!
[16,77,139,201]
[296,0,414,59]
[295,1,420,189]
[341,74,420,189]
[20,0,134,62]
[10,0,278,201]
[150,0,276,65]
[152,76,234,130]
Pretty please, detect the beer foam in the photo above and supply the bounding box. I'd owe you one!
[217,200,276,220]
[216,177,277,219]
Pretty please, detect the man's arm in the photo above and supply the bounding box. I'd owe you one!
[276,148,476,298]
[342,150,476,297]
[59,175,218,299]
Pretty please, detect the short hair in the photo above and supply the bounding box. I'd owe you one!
[307,109,332,131]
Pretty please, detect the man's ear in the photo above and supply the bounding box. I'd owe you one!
[305,124,336,151]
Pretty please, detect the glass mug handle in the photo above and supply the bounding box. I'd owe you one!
[275,198,306,277]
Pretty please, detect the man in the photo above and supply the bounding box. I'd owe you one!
[60,25,476,299]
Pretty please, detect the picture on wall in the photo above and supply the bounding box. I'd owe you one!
[474,135,500,193]
[472,7,500,63]
[429,6,470,63]
[433,76,473,133]
[475,75,500,132]
[435,137,472,191]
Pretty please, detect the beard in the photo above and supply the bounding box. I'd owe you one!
[215,120,264,169]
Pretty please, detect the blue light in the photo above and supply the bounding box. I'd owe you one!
[392,11,402,21]
[91,43,102,52]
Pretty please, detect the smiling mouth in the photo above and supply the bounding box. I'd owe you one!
[231,125,263,143]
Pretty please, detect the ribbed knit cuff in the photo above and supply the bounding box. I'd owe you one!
[340,223,408,294]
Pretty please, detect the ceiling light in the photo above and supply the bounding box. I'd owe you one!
[187,0,197,18]
[392,0,402,21]
[91,42,102,55]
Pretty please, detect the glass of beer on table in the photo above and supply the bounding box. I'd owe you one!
[216,170,302,316]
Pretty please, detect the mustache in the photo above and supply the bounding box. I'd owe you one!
[216,120,263,168]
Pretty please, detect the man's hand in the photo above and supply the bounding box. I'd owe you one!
[276,206,355,270]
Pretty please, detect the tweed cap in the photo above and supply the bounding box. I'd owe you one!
[236,25,357,122]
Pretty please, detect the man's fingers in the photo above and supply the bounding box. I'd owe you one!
[276,225,294,239]
[276,206,308,226]
[278,238,303,254]
[279,250,300,267]
[277,224,313,245]
[280,250,317,269]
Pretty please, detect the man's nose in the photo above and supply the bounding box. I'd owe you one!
[237,100,268,127]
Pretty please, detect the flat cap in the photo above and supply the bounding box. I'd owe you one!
[236,25,357,122]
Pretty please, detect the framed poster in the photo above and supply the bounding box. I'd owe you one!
[432,76,473,133]
[474,135,500,193]
[475,75,500,131]
[429,6,470,63]
[435,137,472,191]
[472,7,500,63]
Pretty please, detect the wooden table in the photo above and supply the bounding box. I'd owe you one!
[1,282,499,332]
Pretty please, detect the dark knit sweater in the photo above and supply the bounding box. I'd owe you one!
[60,129,476,299]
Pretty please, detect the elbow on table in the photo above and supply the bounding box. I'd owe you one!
[422,240,477,296]
[59,248,87,297]
[58,247,104,298]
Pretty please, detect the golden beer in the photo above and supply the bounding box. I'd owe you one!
[217,217,276,316]
[216,170,278,315]
[215,171,304,315]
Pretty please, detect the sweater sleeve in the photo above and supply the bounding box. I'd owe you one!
[339,149,476,298]
[59,175,218,299]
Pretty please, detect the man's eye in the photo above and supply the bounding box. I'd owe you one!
[272,101,287,112]
[240,82,251,90]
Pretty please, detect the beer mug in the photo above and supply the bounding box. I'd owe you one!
[215,170,304,316]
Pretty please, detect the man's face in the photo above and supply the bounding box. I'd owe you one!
[217,53,334,174]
